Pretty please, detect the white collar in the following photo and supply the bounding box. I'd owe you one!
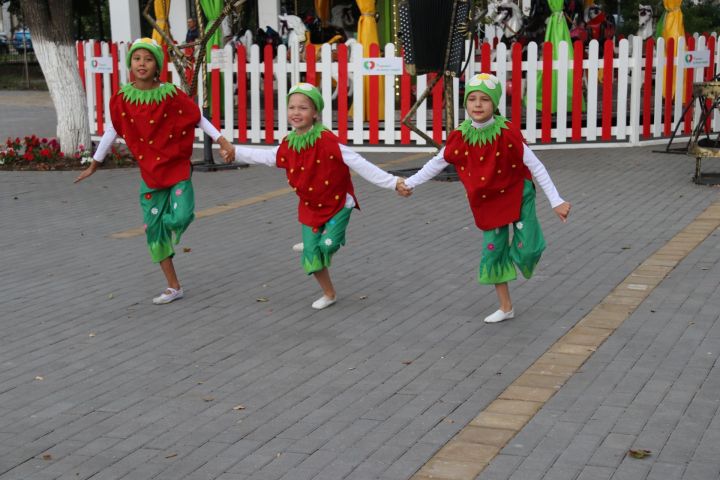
[470,117,495,129]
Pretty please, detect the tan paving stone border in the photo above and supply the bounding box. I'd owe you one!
[411,199,720,480]
[110,152,429,239]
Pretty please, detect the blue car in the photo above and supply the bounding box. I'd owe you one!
[13,30,32,52]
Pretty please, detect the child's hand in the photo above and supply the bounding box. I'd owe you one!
[74,161,98,183]
[395,178,413,197]
[217,137,235,164]
[554,201,571,222]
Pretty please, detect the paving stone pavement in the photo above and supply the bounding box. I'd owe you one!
[1,142,719,480]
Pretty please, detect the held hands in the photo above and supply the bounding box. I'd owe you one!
[217,137,235,164]
[554,201,571,222]
[395,178,413,197]
[74,161,98,183]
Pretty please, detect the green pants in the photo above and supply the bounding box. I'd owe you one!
[301,208,352,274]
[478,180,546,284]
[139,179,195,263]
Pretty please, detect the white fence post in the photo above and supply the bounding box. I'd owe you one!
[629,36,643,145]
[616,38,630,140]
[384,43,396,145]
[351,42,364,145]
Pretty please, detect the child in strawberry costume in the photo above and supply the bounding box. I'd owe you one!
[221,83,410,309]
[75,38,234,305]
[402,73,571,323]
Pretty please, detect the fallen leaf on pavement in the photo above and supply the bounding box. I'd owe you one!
[202,396,215,402]
[183,247,192,253]
[401,360,412,365]
[42,453,52,460]
[628,449,651,459]
[359,295,368,300]
[34,376,44,381]
[165,453,177,459]
[107,293,113,299]
[256,297,269,302]
[88,333,96,337]
[233,404,246,411]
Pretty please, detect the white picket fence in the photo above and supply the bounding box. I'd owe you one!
[79,33,720,149]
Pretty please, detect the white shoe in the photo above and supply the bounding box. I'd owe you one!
[311,295,336,310]
[153,287,184,305]
[292,242,304,253]
[484,308,514,323]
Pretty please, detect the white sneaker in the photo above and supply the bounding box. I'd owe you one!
[484,308,514,323]
[153,287,184,305]
[311,295,336,310]
[292,242,304,253]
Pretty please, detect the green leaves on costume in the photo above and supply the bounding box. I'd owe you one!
[120,83,177,105]
[458,115,508,146]
[302,254,326,274]
[286,123,326,153]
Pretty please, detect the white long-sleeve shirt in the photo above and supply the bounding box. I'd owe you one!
[404,117,565,208]
[92,116,222,162]
[234,144,398,208]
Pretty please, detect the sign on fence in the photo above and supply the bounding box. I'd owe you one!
[88,57,113,74]
[209,50,226,69]
[682,50,711,68]
[361,57,403,75]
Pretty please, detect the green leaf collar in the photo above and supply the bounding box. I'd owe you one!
[458,115,508,146]
[286,123,326,152]
[120,82,177,105]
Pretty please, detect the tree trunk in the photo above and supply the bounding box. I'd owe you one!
[21,0,90,154]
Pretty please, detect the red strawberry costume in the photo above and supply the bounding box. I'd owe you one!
[109,83,200,189]
[443,117,531,230]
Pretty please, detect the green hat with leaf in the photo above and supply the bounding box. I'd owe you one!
[127,37,164,72]
[287,82,324,112]
[464,73,502,108]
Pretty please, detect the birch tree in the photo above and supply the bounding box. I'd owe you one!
[13,0,90,153]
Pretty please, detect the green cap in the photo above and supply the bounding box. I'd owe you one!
[463,73,502,108]
[287,82,324,112]
[127,37,164,73]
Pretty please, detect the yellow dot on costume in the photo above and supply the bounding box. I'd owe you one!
[150,119,155,124]
[169,134,173,139]
[480,156,484,161]
[140,138,144,142]
[335,195,340,200]
[139,155,143,160]
[130,118,134,123]
[481,176,485,181]
[156,156,160,161]
[309,187,313,191]
[304,201,309,205]
[496,152,500,156]
[301,167,305,171]
[453,149,459,154]
[179,110,183,115]
[482,194,486,198]
[512,164,516,168]
[460,166,465,171]
[316,159,320,163]
[500,189,505,193]
[497,170,502,174]
[121,112,126,117]
[149,140,154,144]
[290,168,294,173]
[329,155,334,159]
[182,130,186,135]
[465,151,469,156]
[163,113,167,118]
[508,144,513,148]
[324,180,329,185]
[318,203,323,207]
[281,157,285,162]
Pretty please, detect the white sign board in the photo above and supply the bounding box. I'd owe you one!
[209,50,226,69]
[361,57,403,75]
[682,50,711,68]
[88,57,114,74]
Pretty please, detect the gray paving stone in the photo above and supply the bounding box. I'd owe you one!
[2,140,720,480]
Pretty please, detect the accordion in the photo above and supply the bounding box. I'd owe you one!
[397,0,470,76]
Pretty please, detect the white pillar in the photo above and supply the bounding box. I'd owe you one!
[257,0,280,31]
[1,4,12,35]
[109,0,141,43]
[169,0,190,43]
